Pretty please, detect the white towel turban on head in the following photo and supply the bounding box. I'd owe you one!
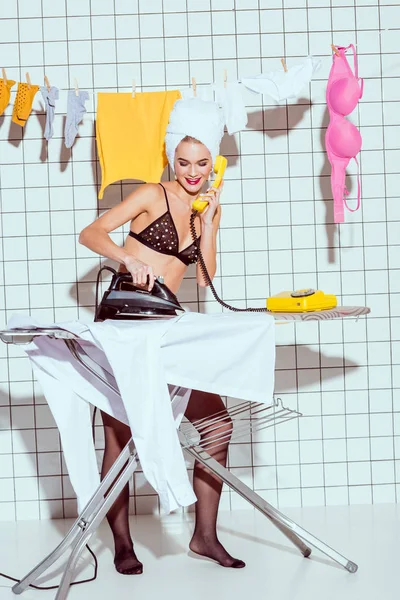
[165,98,225,171]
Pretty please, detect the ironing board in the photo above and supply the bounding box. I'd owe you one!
[0,306,369,600]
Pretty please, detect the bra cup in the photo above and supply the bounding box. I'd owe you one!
[328,120,362,158]
[328,78,361,115]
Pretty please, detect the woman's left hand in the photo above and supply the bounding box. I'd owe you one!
[198,180,223,225]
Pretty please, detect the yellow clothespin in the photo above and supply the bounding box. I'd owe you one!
[132,79,136,98]
[280,58,288,73]
[44,74,51,92]
[74,78,79,97]
[191,77,197,97]
[2,68,7,84]
[331,44,340,57]
[223,69,227,89]
[26,71,31,89]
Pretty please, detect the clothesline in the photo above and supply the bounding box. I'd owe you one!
[1,51,321,98]
[0,55,321,150]
[1,30,397,97]
[1,60,270,95]
[1,77,253,96]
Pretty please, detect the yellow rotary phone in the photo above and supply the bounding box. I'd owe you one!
[266,289,337,312]
[192,155,227,213]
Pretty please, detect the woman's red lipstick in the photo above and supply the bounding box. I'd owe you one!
[185,177,201,185]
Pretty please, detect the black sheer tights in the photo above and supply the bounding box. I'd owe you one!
[100,390,245,575]
[100,411,143,575]
[184,390,245,568]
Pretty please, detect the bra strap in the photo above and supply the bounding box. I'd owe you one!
[359,77,364,98]
[158,183,170,211]
[345,43,363,99]
[344,156,361,213]
[345,43,358,79]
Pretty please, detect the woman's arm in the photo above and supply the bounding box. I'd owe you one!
[196,188,222,287]
[79,183,158,288]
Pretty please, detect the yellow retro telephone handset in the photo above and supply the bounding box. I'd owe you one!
[192,155,227,213]
[190,156,337,313]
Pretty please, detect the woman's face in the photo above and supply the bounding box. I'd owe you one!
[174,140,212,195]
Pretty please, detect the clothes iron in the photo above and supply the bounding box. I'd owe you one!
[95,267,184,321]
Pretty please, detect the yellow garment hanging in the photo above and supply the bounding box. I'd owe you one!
[12,82,40,126]
[0,78,16,116]
[96,90,181,199]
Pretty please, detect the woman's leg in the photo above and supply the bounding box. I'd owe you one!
[100,410,143,575]
[184,390,245,568]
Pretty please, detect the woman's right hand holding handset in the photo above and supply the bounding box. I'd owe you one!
[123,256,155,291]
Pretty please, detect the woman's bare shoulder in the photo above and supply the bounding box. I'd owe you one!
[124,182,164,208]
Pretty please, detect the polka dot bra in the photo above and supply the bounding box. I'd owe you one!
[129,184,200,266]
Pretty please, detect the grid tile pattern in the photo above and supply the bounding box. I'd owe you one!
[0,0,399,520]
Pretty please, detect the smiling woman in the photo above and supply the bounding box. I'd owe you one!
[79,137,222,292]
[176,135,211,188]
[78,98,247,574]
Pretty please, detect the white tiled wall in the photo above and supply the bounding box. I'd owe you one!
[1,0,399,520]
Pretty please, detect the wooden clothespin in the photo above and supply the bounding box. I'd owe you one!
[26,71,31,89]
[191,77,197,97]
[223,69,227,89]
[331,44,340,57]
[44,74,51,92]
[2,68,7,84]
[280,58,288,73]
[132,79,136,98]
[74,78,79,97]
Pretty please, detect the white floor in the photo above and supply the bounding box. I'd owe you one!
[0,504,398,600]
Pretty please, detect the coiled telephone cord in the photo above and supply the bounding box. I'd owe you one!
[190,212,270,313]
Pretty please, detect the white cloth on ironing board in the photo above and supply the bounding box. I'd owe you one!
[242,56,321,102]
[8,315,193,513]
[14,326,192,513]
[8,312,276,513]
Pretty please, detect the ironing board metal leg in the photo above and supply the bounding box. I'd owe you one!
[76,441,136,521]
[182,445,310,557]
[53,447,139,600]
[183,444,358,573]
[54,533,95,600]
[11,528,81,595]
[12,441,138,597]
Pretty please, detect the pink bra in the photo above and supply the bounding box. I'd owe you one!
[325,44,363,223]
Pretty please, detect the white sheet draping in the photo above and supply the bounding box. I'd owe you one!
[8,312,276,513]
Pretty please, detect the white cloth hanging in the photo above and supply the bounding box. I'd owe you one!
[242,56,321,102]
[180,87,215,102]
[214,81,248,135]
[8,312,276,513]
